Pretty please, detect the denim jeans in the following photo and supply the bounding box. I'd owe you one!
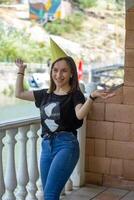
[40,131,80,200]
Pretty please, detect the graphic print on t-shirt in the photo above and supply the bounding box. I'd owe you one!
[42,102,60,132]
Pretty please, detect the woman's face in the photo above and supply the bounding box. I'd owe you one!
[52,59,72,88]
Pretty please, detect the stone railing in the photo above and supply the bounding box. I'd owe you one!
[0,117,86,200]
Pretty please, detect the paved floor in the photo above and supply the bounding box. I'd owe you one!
[62,184,134,200]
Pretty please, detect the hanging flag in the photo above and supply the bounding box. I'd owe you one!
[78,60,83,80]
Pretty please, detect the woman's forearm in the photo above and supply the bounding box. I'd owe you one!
[15,59,34,101]
[76,97,94,120]
[15,70,25,98]
[76,89,116,120]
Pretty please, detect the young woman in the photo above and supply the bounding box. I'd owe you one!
[15,56,115,200]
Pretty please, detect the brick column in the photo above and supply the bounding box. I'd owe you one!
[85,0,134,190]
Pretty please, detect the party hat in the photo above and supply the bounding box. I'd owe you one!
[50,38,68,63]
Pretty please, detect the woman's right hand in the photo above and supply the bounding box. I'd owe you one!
[15,58,35,101]
[15,58,27,72]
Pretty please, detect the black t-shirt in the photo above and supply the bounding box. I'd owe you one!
[33,89,85,137]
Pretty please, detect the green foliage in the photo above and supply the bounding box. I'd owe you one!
[0,22,51,62]
[0,0,14,4]
[115,0,124,10]
[23,80,30,91]
[79,0,97,8]
[73,0,98,9]
[115,0,124,5]
[44,12,85,35]
[2,79,29,97]
[2,84,14,97]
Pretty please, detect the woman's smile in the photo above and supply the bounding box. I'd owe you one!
[52,60,72,88]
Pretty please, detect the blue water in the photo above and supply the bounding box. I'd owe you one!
[0,96,40,123]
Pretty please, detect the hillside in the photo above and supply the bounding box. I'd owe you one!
[0,3,125,65]
[64,7,125,65]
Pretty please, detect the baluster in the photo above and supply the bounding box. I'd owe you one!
[36,178,44,200]
[36,132,43,200]
[16,126,30,200]
[3,128,17,200]
[65,179,73,192]
[60,187,65,199]
[26,124,40,200]
[0,130,6,199]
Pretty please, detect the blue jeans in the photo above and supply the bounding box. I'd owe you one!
[40,131,80,200]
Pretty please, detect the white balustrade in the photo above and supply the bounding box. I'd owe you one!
[65,179,73,192]
[26,124,40,200]
[36,178,44,200]
[60,187,65,198]
[0,116,86,200]
[0,130,6,199]
[3,128,18,200]
[36,134,44,200]
[16,126,30,200]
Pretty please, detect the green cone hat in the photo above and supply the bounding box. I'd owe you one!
[50,38,68,63]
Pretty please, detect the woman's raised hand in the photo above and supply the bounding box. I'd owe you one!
[15,58,27,71]
[91,89,116,100]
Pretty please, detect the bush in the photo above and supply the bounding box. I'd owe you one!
[115,0,124,10]
[2,84,14,97]
[23,80,30,91]
[0,0,15,4]
[0,22,51,62]
[44,12,85,35]
[2,79,30,97]
[73,0,98,9]
[79,0,97,8]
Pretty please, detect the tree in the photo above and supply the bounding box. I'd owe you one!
[71,0,98,9]
[115,0,124,10]
[0,0,16,4]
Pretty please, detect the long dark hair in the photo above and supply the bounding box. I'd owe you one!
[48,56,80,93]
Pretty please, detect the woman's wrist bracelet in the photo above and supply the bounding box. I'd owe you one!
[89,94,97,101]
[17,72,24,76]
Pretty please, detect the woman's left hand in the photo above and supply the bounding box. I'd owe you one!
[91,89,116,100]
